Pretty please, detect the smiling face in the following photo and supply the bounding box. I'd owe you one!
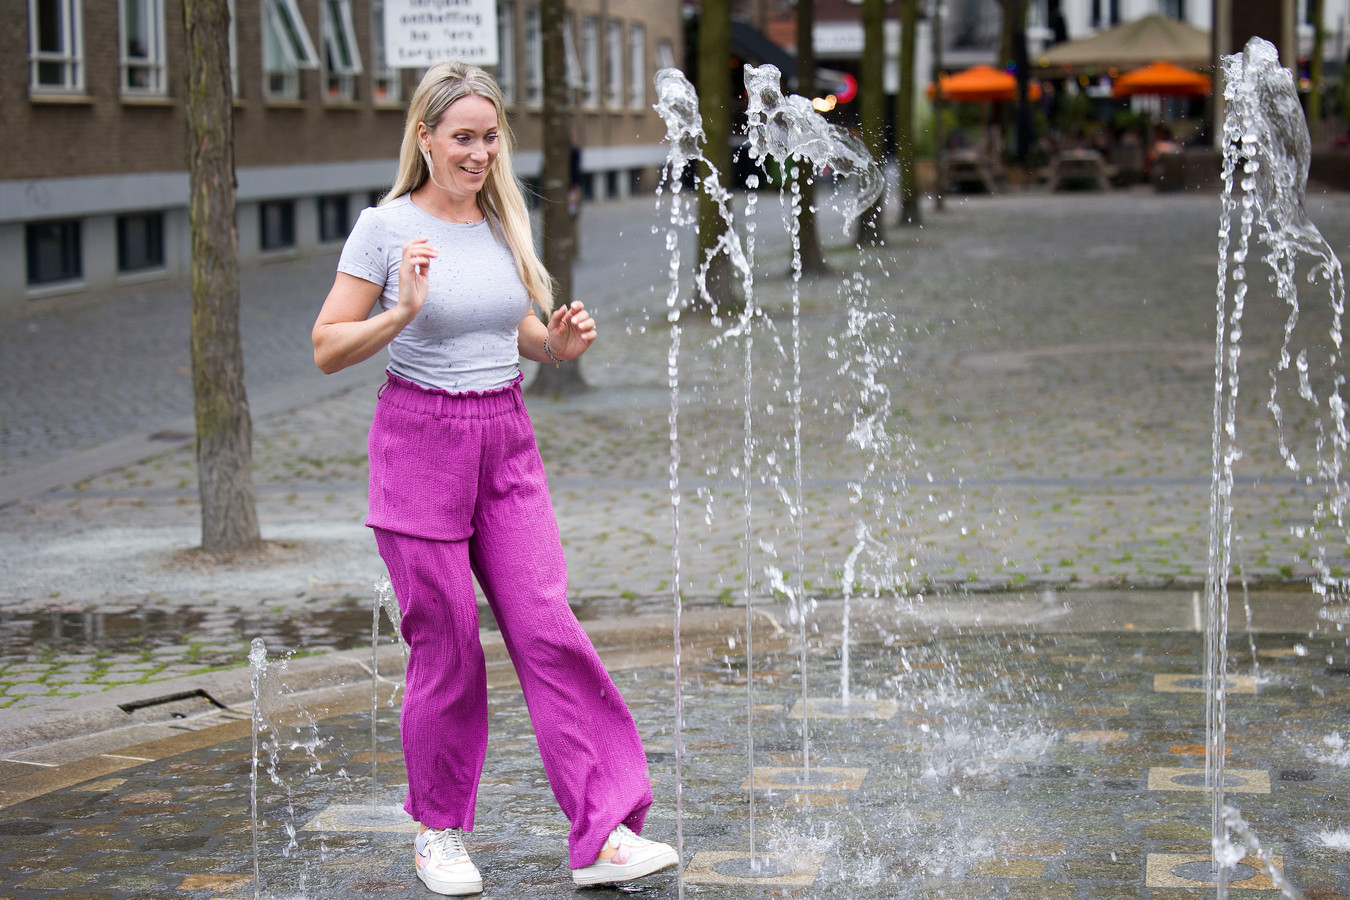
[418,93,501,200]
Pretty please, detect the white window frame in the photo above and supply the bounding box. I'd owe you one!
[321,0,362,101]
[562,16,582,92]
[524,5,542,106]
[370,0,400,104]
[262,0,319,101]
[28,0,84,95]
[120,0,168,96]
[496,1,516,104]
[580,15,600,108]
[228,0,239,96]
[627,23,645,109]
[604,19,623,108]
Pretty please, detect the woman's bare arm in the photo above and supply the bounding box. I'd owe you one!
[312,239,436,374]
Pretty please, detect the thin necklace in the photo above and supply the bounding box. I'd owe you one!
[416,190,482,224]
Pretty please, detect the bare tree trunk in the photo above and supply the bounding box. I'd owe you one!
[697,0,738,312]
[528,0,586,396]
[896,0,921,225]
[930,0,945,212]
[793,0,829,275]
[183,0,259,554]
[1309,0,1324,143]
[998,0,1033,163]
[856,0,886,246]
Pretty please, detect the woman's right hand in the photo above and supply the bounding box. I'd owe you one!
[396,238,438,323]
[312,236,438,375]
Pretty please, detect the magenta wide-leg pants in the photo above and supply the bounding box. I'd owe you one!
[367,374,652,870]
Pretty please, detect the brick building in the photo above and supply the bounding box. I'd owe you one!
[0,0,683,309]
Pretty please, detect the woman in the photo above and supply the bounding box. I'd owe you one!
[312,61,676,897]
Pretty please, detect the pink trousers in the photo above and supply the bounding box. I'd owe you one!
[368,374,652,869]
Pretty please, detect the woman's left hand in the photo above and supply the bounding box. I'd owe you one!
[546,301,597,361]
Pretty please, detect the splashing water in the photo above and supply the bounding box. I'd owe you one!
[249,638,329,899]
[742,64,883,229]
[655,63,890,877]
[1210,36,1348,894]
[653,63,700,896]
[1218,806,1308,899]
[370,576,408,807]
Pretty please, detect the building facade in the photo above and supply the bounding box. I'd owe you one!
[0,0,683,309]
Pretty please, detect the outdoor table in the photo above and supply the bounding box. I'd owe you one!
[1049,148,1113,191]
[943,148,1000,193]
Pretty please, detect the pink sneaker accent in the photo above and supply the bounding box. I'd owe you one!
[570,824,677,886]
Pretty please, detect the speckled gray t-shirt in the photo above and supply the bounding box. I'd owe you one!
[336,193,532,393]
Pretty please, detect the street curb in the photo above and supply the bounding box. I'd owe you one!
[0,606,712,758]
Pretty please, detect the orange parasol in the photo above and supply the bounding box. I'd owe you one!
[1111,60,1212,98]
[928,65,1042,102]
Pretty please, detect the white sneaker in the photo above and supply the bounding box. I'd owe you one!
[414,827,482,896]
[570,824,678,886]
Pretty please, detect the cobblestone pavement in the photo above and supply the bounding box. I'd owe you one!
[0,598,1347,899]
[2,185,1350,895]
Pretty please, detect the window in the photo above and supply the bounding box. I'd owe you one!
[604,20,623,108]
[581,16,599,107]
[26,220,82,286]
[120,0,167,95]
[321,0,361,100]
[370,0,399,103]
[228,0,239,95]
[524,5,542,105]
[563,17,582,92]
[627,23,645,109]
[496,1,516,104]
[263,0,319,100]
[317,195,349,243]
[117,213,165,272]
[260,200,296,250]
[28,0,83,94]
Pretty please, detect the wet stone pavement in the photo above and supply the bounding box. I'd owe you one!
[0,613,1348,899]
[2,187,1350,896]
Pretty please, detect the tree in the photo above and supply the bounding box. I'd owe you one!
[182,0,260,554]
[528,0,586,395]
[929,0,946,212]
[895,0,921,225]
[793,0,829,275]
[696,0,738,312]
[1308,0,1324,143]
[855,0,886,246]
[997,0,1034,162]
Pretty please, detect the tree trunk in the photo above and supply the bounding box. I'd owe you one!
[697,0,738,313]
[930,0,945,212]
[1309,0,1324,143]
[999,0,1033,163]
[855,0,886,246]
[528,0,586,396]
[793,0,829,275]
[895,0,921,225]
[182,0,260,554]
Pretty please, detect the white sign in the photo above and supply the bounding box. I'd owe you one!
[384,0,498,68]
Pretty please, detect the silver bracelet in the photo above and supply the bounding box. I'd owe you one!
[543,336,563,365]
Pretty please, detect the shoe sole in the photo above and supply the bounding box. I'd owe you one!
[416,863,483,896]
[571,849,679,886]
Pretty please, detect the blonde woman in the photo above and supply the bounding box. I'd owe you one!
[312,61,675,896]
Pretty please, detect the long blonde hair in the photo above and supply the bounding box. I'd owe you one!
[385,61,554,315]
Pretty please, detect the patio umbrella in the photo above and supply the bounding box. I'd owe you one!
[1037,14,1210,73]
[927,65,1042,102]
[1111,60,1212,98]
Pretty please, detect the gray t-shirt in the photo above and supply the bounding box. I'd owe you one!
[336,193,531,393]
